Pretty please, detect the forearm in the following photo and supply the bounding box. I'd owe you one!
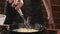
[42,0,55,29]
[42,0,53,18]
[7,0,13,4]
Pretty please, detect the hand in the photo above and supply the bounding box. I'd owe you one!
[47,16,55,29]
[15,5,20,11]
[12,0,24,11]
[11,0,19,7]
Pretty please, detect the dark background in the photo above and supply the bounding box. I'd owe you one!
[0,0,60,29]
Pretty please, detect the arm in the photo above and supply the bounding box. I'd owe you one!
[42,0,55,29]
[7,0,14,4]
[42,0,52,19]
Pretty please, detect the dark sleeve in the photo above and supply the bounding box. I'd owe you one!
[4,2,22,24]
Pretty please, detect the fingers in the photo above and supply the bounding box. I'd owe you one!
[12,0,18,7]
[14,0,24,11]
[48,18,55,29]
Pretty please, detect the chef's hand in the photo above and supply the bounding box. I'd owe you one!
[47,16,55,29]
[15,0,24,11]
[12,0,24,11]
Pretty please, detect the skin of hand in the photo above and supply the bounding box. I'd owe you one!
[7,0,24,11]
[12,0,24,11]
[12,0,18,7]
[42,0,55,29]
[15,0,24,11]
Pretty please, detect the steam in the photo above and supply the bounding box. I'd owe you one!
[18,9,31,28]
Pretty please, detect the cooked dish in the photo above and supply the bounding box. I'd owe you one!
[17,28,38,33]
